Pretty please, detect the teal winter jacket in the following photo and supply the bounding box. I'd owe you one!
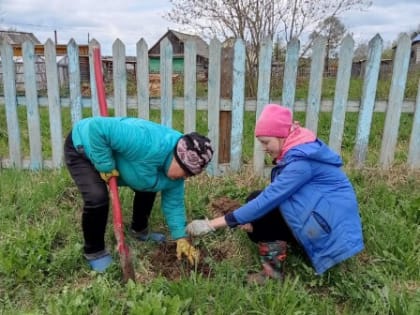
[71,117,187,240]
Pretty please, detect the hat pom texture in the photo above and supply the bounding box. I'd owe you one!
[255,104,293,138]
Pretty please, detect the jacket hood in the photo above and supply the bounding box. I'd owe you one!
[281,139,343,167]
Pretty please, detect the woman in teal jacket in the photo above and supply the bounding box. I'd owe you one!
[187,104,364,282]
[64,117,213,272]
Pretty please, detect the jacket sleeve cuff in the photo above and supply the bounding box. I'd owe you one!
[170,229,187,240]
[224,213,239,228]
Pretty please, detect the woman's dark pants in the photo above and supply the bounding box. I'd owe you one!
[64,132,156,255]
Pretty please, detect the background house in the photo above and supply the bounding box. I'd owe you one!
[0,31,46,91]
[148,29,209,75]
[0,30,91,92]
[0,30,41,45]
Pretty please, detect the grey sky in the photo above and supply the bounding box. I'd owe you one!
[1,0,419,55]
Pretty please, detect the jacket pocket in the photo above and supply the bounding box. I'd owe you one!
[302,211,331,250]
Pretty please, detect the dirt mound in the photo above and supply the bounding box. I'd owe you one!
[209,197,241,216]
[147,242,228,281]
[135,197,242,282]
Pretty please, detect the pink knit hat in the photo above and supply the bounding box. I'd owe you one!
[255,104,292,138]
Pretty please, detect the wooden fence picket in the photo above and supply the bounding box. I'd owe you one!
[329,35,354,154]
[353,34,383,168]
[184,39,197,134]
[282,38,299,111]
[22,41,42,169]
[160,37,173,128]
[1,40,22,168]
[67,38,83,125]
[230,39,246,172]
[136,38,150,119]
[44,39,63,168]
[379,34,411,168]
[407,80,420,169]
[306,36,326,134]
[206,38,222,176]
[253,37,273,176]
[113,39,127,117]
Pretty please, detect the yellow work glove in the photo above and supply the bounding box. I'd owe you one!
[100,169,119,183]
[176,238,199,265]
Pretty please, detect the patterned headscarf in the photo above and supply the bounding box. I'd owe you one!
[174,132,214,175]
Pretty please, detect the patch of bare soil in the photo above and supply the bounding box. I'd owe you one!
[147,242,229,281]
[143,197,242,281]
[209,196,242,216]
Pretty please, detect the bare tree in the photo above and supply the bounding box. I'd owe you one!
[167,0,285,96]
[282,0,370,42]
[166,0,371,95]
[353,41,369,61]
[309,17,347,58]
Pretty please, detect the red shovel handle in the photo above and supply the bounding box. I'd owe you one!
[92,45,135,282]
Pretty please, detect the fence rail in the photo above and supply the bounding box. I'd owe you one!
[0,34,419,174]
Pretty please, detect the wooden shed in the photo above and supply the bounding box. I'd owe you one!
[148,29,209,74]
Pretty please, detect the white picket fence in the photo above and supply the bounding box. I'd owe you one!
[0,33,419,174]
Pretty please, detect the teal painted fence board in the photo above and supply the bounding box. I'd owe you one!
[137,38,149,119]
[329,35,354,154]
[160,38,173,127]
[306,36,326,134]
[1,40,22,168]
[23,41,42,169]
[44,39,63,168]
[407,80,420,169]
[0,34,419,172]
[379,34,411,169]
[230,39,246,172]
[206,39,221,176]
[353,34,383,168]
[184,40,197,133]
[282,38,299,111]
[113,39,127,117]
[67,39,83,125]
[254,37,273,176]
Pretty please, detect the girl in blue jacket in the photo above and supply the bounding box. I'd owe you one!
[187,104,364,282]
[64,117,213,272]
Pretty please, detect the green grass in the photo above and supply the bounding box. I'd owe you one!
[0,168,419,314]
[22,69,418,100]
[0,95,418,313]
[171,72,420,100]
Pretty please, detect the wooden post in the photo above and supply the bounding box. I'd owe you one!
[219,42,234,163]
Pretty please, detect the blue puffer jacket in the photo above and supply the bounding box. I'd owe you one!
[232,139,364,274]
[71,117,187,240]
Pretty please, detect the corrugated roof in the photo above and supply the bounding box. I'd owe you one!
[0,31,41,45]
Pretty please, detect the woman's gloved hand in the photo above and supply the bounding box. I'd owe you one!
[100,169,119,183]
[186,218,215,236]
[176,238,199,265]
